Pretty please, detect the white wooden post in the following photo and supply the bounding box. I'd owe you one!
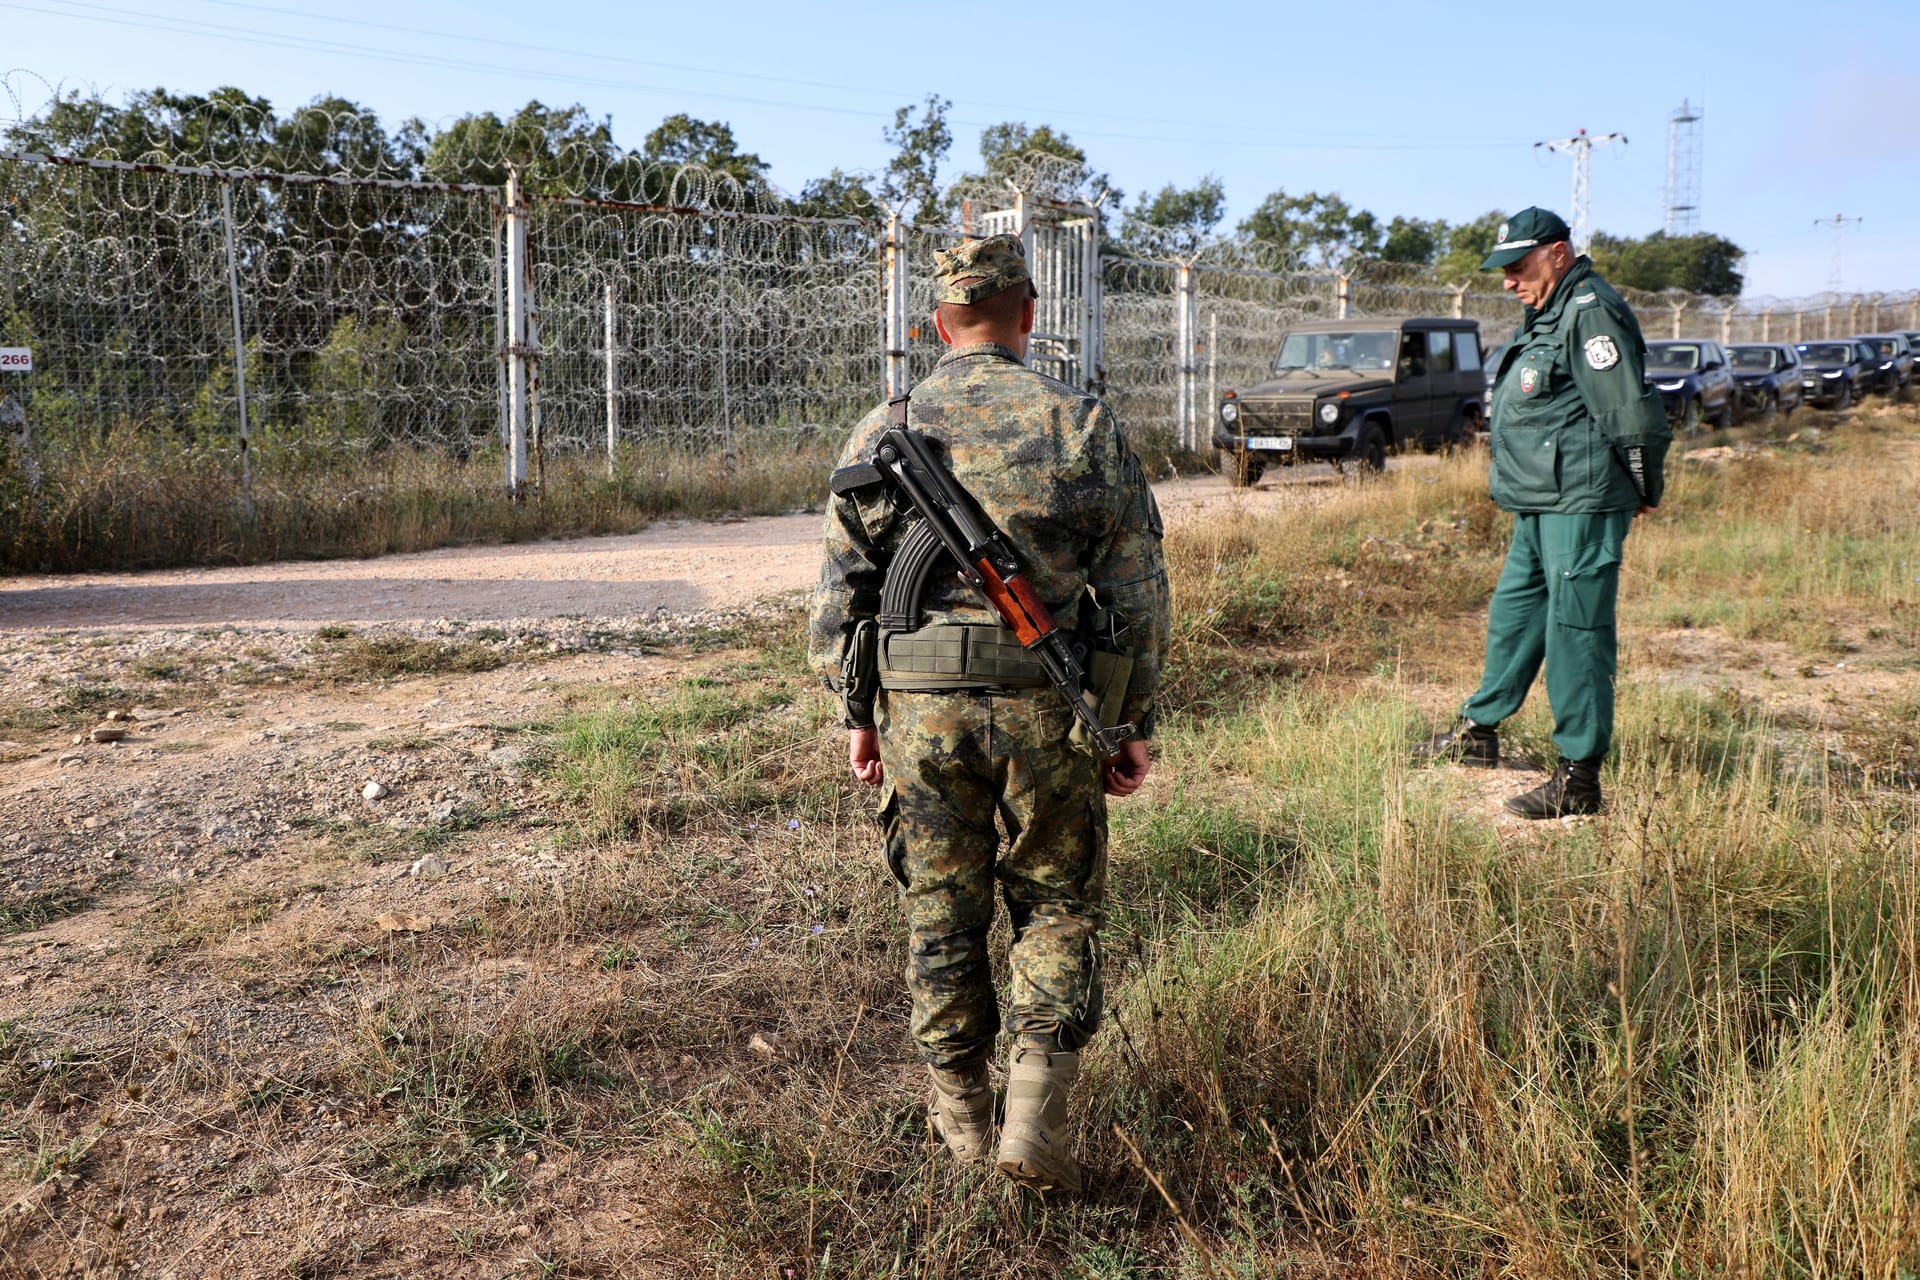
[1335,272,1351,320]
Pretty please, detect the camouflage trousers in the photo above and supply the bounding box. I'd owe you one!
[874,688,1108,1072]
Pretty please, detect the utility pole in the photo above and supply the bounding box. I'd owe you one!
[1536,128,1627,256]
[1813,213,1863,294]
[1663,100,1703,236]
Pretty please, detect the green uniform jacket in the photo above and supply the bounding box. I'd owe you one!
[808,342,1172,734]
[1488,257,1672,514]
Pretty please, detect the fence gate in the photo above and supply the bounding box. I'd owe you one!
[979,196,1103,393]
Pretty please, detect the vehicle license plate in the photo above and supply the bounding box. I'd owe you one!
[1246,436,1293,451]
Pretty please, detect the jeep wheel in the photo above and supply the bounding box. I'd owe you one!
[1835,380,1853,411]
[1756,391,1779,426]
[1356,424,1388,475]
[1450,407,1483,452]
[1679,397,1703,434]
[1712,395,1735,430]
[1221,449,1265,488]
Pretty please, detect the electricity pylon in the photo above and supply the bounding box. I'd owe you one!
[1813,213,1863,294]
[1536,128,1627,255]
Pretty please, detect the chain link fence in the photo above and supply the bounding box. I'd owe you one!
[6,144,1919,506]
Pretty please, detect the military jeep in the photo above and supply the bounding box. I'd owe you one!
[1214,317,1485,485]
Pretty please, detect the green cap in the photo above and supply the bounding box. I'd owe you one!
[1479,207,1572,270]
[933,233,1035,305]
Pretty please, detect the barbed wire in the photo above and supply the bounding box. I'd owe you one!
[6,70,1919,487]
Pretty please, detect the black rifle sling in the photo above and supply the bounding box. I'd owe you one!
[876,392,964,633]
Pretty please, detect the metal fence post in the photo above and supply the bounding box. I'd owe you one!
[505,169,530,495]
[1083,218,1104,395]
[884,212,909,399]
[604,279,618,476]
[1761,309,1772,342]
[218,181,254,520]
[1451,284,1467,319]
[1206,310,1217,436]
[1822,303,1832,339]
[1335,272,1351,320]
[1719,307,1732,345]
[1175,263,1196,451]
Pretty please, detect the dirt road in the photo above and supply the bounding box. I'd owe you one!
[0,465,1359,632]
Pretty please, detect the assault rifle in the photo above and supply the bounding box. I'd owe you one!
[871,396,1137,758]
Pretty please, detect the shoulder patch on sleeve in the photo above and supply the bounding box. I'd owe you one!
[1584,334,1621,371]
[1573,292,1598,305]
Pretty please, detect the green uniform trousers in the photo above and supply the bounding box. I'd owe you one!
[874,687,1108,1072]
[1461,510,1633,763]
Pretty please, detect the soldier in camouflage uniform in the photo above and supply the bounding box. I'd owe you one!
[808,233,1171,1193]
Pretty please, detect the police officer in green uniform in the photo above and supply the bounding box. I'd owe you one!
[808,234,1171,1192]
[1417,207,1671,817]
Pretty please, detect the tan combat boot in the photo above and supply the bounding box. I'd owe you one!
[994,1045,1082,1193]
[927,1063,994,1162]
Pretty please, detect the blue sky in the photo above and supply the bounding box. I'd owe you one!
[7,0,1918,297]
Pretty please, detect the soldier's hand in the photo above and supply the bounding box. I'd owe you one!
[1102,739,1151,797]
[848,727,884,786]
[1635,503,1657,517]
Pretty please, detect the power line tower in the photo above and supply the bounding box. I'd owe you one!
[1663,100,1703,236]
[1813,213,1863,293]
[1536,128,1627,256]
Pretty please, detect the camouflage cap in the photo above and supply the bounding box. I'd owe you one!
[933,233,1036,305]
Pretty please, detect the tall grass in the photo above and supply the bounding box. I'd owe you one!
[0,426,837,573]
[5,412,1915,1278]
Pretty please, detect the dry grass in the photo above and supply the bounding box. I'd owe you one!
[2,406,1917,1277]
[0,427,837,574]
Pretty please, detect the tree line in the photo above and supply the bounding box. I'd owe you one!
[5,84,1744,294]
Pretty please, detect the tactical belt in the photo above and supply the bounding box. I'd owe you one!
[878,623,1050,692]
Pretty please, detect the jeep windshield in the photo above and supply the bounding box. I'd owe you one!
[1798,344,1851,365]
[1274,331,1396,373]
[1645,344,1702,372]
[1729,347,1779,371]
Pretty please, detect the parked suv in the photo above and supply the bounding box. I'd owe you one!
[1726,343,1804,422]
[1644,339,1736,431]
[1795,340,1875,409]
[1215,317,1484,484]
[1856,334,1914,396]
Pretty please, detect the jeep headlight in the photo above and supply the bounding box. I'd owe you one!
[1655,380,1686,391]
[1219,401,1239,425]
[1318,402,1340,425]
[1824,371,1845,378]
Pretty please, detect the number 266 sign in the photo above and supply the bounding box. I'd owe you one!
[0,348,30,372]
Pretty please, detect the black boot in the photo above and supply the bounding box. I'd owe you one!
[1504,758,1602,819]
[1414,718,1499,768]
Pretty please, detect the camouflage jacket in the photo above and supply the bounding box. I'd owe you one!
[807,342,1171,736]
